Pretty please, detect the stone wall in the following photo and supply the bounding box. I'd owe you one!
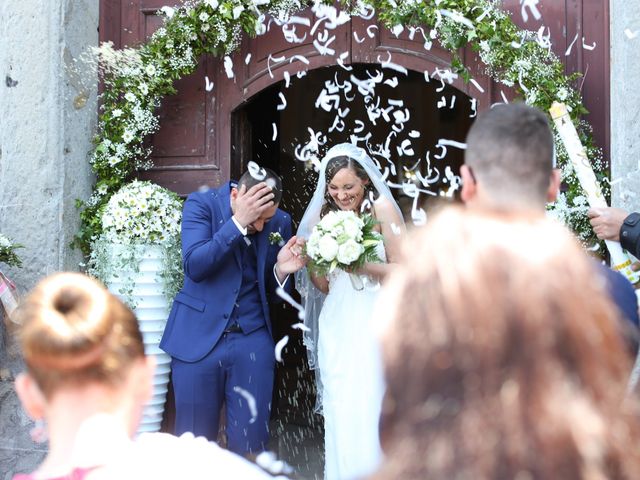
[610,0,640,215]
[0,0,98,476]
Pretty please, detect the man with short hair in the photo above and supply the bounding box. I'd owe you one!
[460,102,560,210]
[161,168,305,455]
[460,103,639,329]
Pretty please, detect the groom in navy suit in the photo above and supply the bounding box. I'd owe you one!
[160,168,305,455]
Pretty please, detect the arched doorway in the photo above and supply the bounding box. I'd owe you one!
[232,63,474,225]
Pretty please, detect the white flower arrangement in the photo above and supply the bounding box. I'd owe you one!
[0,233,23,268]
[88,180,183,307]
[305,211,382,275]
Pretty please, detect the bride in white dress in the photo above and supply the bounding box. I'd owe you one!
[296,143,404,480]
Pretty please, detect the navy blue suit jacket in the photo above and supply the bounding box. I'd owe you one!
[160,183,293,363]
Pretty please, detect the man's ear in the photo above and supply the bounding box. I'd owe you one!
[546,168,561,203]
[230,186,239,201]
[460,165,477,204]
[15,373,47,420]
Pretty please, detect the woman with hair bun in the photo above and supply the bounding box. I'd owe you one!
[12,273,272,480]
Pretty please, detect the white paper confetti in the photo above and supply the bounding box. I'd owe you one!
[232,386,257,424]
[247,161,267,181]
[245,53,252,64]
[276,286,305,320]
[520,0,542,23]
[469,78,484,93]
[277,92,287,111]
[582,37,596,50]
[272,123,278,141]
[223,56,234,79]
[275,335,289,363]
[291,322,311,332]
[205,76,214,92]
[625,28,639,39]
[565,33,579,56]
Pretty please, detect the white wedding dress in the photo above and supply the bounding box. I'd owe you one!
[317,242,386,480]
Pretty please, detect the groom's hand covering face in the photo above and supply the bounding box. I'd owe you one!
[231,182,278,234]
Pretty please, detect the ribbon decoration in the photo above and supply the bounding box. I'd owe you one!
[549,102,640,285]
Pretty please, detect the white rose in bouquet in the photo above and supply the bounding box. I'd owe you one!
[337,239,364,264]
[342,215,364,241]
[318,234,339,262]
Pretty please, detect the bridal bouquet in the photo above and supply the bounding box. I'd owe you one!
[305,211,382,276]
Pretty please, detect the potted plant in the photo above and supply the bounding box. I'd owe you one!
[88,179,183,433]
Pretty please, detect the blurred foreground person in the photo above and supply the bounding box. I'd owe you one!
[373,208,640,480]
[12,273,272,480]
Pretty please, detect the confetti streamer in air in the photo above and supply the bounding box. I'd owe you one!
[520,0,542,22]
[353,31,366,44]
[390,223,402,236]
[391,24,404,37]
[277,92,287,111]
[377,52,409,75]
[470,78,484,93]
[470,98,478,118]
[366,24,378,38]
[272,123,278,141]
[245,53,252,64]
[439,9,475,29]
[275,335,289,363]
[276,287,305,320]
[625,28,639,39]
[283,71,291,88]
[337,51,353,71]
[437,139,468,150]
[292,322,311,332]
[582,38,596,50]
[536,26,552,49]
[223,56,234,79]
[232,386,257,424]
[205,76,214,92]
[290,54,310,65]
[247,161,267,180]
[267,54,286,78]
[565,33,579,56]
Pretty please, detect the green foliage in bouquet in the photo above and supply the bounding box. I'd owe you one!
[0,234,24,268]
[305,211,382,276]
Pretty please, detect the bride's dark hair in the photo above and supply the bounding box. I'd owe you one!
[321,155,375,218]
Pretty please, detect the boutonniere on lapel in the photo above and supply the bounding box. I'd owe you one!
[269,232,284,246]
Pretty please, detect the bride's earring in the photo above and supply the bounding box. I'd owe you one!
[30,418,48,443]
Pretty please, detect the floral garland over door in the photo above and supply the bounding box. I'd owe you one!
[77,0,607,256]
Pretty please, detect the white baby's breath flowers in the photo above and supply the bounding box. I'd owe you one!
[124,92,136,102]
[122,131,135,143]
[204,0,219,8]
[145,64,157,76]
[199,12,210,22]
[112,108,123,118]
[557,87,569,101]
[139,83,149,95]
